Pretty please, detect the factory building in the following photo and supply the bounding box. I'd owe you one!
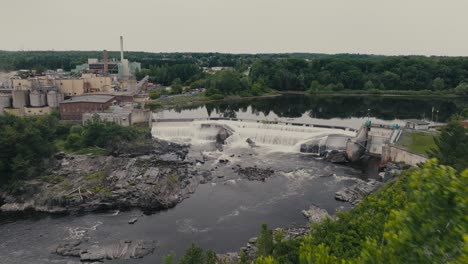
[1,37,142,117]
[72,37,141,82]
[60,94,115,121]
[82,104,151,126]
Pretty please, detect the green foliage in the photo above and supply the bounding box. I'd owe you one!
[257,223,274,257]
[190,79,207,89]
[429,121,468,171]
[0,115,61,184]
[80,117,149,150]
[69,125,83,135]
[272,238,301,264]
[358,161,467,263]
[146,101,164,110]
[250,57,468,92]
[308,80,324,94]
[274,229,284,244]
[454,82,468,96]
[363,80,375,90]
[205,71,249,96]
[253,256,279,264]
[178,244,218,264]
[461,108,468,118]
[239,250,249,264]
[432,77,445,90]
[149,89,162,100]
[163,252,176,264]
[299,242,341,264]
[171,78,183,94]
[65,133,83,150]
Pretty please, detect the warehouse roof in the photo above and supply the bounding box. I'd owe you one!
[61,95,115,104]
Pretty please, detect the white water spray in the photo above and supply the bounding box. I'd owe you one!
[152,120,356,152]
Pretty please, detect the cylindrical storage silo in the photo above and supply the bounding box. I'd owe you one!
[57,92,64,104]
[13,90,29,108]
[0,94,12,114]
[30,90,46,107]
[0,94,12,108]
[47,90,59,107]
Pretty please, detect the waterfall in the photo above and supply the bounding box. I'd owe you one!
[152,120,356,152]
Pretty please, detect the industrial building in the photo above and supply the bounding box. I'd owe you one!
[72,37,141,81]
[0,36,144,117]
[60,94,116,121]
[82,105,151,127]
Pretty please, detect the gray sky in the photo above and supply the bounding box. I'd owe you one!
[2,0,468,56]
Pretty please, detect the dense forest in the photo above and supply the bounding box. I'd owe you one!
[250,57,468,93]
[3,51,468,96]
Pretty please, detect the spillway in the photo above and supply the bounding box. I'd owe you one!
[152,120,356,153]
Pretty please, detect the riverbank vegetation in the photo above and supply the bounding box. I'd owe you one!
[0,114,149,187]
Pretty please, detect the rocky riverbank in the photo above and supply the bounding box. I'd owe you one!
[0,139,210,215]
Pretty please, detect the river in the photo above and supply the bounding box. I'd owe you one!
[0,95,464,263]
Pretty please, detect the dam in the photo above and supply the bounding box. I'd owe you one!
[152,117,401,159]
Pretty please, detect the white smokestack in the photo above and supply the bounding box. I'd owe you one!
[120,36,124,61]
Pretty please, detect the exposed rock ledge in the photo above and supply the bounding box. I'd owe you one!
[55,239,156,261]
[335,179,383,205]
[0,140,211,215]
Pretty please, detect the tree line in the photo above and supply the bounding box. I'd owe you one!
[250,57,468,94]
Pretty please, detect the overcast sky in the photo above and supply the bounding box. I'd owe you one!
[1,0,468,56]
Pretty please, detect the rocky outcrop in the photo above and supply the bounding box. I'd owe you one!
[233,165,275,181]
[0,140,209,214]
[55,239,156,261]
[324,151,348,163]
[335,179,383,205]
[302,205,331,224]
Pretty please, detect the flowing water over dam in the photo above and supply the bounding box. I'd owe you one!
[152,120,356,153]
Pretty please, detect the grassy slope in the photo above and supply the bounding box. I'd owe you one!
[397,130,436,157]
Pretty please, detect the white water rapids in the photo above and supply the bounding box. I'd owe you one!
[152,120,356,152]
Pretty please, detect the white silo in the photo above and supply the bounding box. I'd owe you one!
[47,90,59,107]
[30,90,47,107]
[12,90,29,108]
[0,94,12,114]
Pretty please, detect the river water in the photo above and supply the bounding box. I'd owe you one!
[0,96,464,263]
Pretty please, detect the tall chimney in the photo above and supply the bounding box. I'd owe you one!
[103,50,109,75]
[120,36,124,61]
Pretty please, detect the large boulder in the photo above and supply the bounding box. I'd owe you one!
[335,179,383,205]
[302,205,331,224]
